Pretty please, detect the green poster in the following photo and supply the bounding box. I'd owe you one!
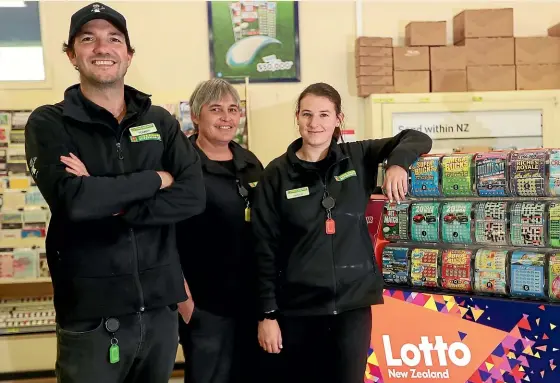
[207,1,300,83]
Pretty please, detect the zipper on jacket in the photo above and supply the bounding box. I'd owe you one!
[116,124,145,312]
[319,163,339,315]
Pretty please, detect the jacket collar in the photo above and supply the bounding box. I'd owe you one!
[286,137,348,178]
[62,84,152,126]
[188,134,259,175]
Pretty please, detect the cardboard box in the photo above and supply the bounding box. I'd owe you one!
[358,85,395,97]
[430,46,466,70]
[356,66,393,76]
[393,47,430,70]
[356,56,393,67]
[516,64,560,90]
[357,76,393,86]
[548,22,560,37]
[515,37,560,65]
[467,65,515,91]
[356,36,393,47]
[356,46,393,57]
[453,8,514,44]
[431,70,467,92]
[394,71,430,93]
[405,21,446,46]
[458,38,514,66]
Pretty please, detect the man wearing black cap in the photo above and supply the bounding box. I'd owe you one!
[24,3,205,382]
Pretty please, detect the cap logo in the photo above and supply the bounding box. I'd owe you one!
[91,4,104,13]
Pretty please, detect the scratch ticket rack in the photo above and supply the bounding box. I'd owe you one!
[379,149,560,302]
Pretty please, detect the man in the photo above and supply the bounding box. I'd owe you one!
[24,3,205,382]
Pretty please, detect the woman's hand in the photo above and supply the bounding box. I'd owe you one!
[258,319,283,354]
[382,165,408,203]
[178,299,195,324]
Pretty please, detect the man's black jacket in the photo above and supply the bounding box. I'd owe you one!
[25,84,206,322]
[252,130,432,316]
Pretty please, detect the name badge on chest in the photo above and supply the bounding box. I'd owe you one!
[129,123,158,137]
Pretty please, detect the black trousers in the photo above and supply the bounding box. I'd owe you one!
[55,306,179,383]
[278,307,372,383]
[178,307,264,383]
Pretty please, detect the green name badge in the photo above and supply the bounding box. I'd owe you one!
[334,170,357,182]
[249,181,258,188]
[129,123,157,137]
[286,187,310,199]
[130,133,162,142]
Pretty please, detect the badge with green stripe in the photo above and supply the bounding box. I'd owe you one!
[286,187,310,199]
[334,170,357,181]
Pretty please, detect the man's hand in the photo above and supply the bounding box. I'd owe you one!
[382,165,408,203]
[157,171,174,189]
[178,299,195,324]
[61,153,89,177]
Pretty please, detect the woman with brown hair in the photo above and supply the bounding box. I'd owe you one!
[252,82,432,382]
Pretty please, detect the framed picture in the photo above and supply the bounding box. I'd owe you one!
[207,1,300,83]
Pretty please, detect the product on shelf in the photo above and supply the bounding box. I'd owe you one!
[509,149,547,197]
[473,249,509,295]
[549,202,560,248]
[474,201,510,245]
[409,155,442,197]
[510,250,547,299]
[410,202,440,242]
[381,246,410,285]
[474,151,510,197]
[549,254,560,301]
[441,202,473,244]
[549,149,560,196]
[510,201,547,247]
[441,249,474,292]
[410,248,440,288]
[382,202,411,241]
[441,154,475,197]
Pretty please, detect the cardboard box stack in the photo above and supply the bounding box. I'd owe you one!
[394,21,446,93]
[355,7,560,97]
[453,8,515,91]
[355,37,394,97]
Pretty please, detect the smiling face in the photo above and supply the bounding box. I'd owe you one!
[194,94,240,145]
[296,94,343,148]
[67,19,132,87]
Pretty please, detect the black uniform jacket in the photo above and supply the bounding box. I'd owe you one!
[177,134,263,317]
[252,129,432,316]
[24,84,206,322]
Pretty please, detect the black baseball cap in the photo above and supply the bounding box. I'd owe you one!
[67,2,131,49]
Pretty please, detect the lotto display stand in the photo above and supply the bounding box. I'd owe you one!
[364,149,560,383]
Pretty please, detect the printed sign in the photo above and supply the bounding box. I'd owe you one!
[473,249,509,295]
[382,246,409,285]
[510,250,546,299]
[441,202,473,244]
[409,156,441,197]
[410,203,440,243]
[441,154,474,197]
[391,110,542,139]
[475,151,510,197]
[410,248,439,288]
[382,202,410,241]
[441,249,473,292]
[474,202,509,246]
[510,202,546,247]
[509,150,547,197]
[207,1,300,83]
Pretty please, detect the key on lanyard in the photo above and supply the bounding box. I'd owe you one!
[321,196,336,235]
[105,318,120,364]
[237,180,251,222]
